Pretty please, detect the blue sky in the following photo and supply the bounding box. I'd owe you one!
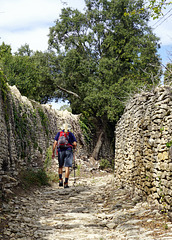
[0,0,172,108]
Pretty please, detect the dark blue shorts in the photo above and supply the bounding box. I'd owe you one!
[58,149,73,167]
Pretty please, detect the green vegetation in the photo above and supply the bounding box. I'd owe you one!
[20,169,49,188]
[12,101,38,159]
[0,0,162,122]
[124,0,172,19]
[48,0,161,123]
[48,0,162,155]
[46,172,59,183]
[0,0,165,158]
[79,118,92,143]
[0,43,58,103]
[38,107,49,136]
[164,63,172,84]
[44,146,53,169]
[19,146,59,188]
[148,0,172,19]
[0,70,10,124]
[59,104,72,112]
[0,70,9,102]
[166,140,172,148]
[76,164,81,177]
[99,158,112,170]
[44,146,59,183]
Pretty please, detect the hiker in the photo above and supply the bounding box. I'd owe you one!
[52,123,77,188]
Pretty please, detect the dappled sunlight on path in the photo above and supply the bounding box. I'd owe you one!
[1,173,172,240]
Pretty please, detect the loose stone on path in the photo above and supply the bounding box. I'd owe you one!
[1,173,172,240]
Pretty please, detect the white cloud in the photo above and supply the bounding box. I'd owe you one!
[2,27,49,53]
[0,0,86,52]
[0,0,172,63]
[0,0,62,28]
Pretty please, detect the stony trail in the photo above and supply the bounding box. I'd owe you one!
[1,172,172,240]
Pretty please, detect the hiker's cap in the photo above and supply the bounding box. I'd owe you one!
[61,122,72,132]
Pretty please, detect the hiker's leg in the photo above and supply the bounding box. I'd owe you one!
[64,150,73,187]
[58,151,65,186]
[58,167,63,179]
[65,167,70,179]
[64,167,70,187]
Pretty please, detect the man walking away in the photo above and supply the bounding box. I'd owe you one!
[52,123,77,188]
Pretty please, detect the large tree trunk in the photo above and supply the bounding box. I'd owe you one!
[91,131,104,160]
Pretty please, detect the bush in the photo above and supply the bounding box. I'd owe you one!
[46,171,59,183]
[44,146,59,183]
[20,169,49,188]
[99,158,112,170]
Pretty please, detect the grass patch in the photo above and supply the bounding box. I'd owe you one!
[46,171,59,183]
[44,146,59,183]
[99,158,112,170]
[20,169,49,188]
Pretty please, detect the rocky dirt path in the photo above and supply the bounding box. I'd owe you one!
[1,172,172,240]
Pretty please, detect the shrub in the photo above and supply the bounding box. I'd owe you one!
[99,158,112,170]
[20,169,49,188]
[44,146,59,183]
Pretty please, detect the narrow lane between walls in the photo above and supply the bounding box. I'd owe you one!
[1,171,172,240]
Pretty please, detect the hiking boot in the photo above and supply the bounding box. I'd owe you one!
[64,183,69,188]
[59,179,63,187]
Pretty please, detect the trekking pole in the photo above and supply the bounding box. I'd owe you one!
[73,149,76,186]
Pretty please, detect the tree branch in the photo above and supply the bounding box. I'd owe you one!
[161,63,172,75]
[55,85,80,98]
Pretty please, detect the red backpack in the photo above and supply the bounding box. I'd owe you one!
[57,131,73,148]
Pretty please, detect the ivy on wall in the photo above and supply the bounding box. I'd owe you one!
[0,71,10,123]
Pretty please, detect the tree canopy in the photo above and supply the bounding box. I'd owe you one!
[0,0,162,123]
[124,0,172,19]
[148,0,172,19]
[0,0,165,159]
[0,43,59,103]
[48,0,162,122]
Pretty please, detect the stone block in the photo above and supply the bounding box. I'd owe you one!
[161,179,168,186]
[150,187,157,192]
[169,146,172,160]
[152,192,159,199]
[164,195,171,204]
[163,151,169,160]
[160,162,168,171]
[169,163,172,171]
[158,153,163,161]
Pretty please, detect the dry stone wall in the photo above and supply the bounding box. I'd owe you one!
[0,84,86,198]
[115,85,172,212]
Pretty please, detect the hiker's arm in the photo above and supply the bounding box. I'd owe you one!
[72,141,77,149]
[52,140,57,159]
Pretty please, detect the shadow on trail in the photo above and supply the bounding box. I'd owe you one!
[2,174,172,240]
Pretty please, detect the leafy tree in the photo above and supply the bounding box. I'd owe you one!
[125,0,172,19]
[164,62,172,84]
[0,42,12,72]
[49,0,161,120]
[48,0,162,158]
[148,0,172,19]
[59,104,72,112]
[0,43,58,103]
[16,44,33,56]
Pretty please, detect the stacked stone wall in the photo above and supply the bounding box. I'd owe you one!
[0,84,86,198]
[115,86,172,211]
